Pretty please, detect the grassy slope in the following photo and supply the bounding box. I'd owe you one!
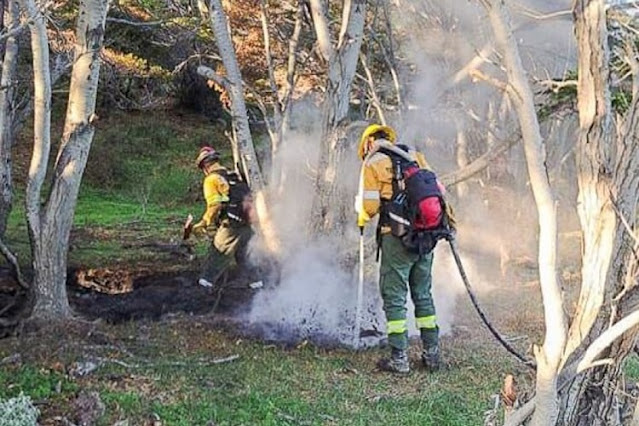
[5,108,228,268]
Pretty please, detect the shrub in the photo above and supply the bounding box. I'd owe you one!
[0,393,40,426]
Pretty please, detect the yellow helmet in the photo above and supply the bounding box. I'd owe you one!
[358,124,397,159]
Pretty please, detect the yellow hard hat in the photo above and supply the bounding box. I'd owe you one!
[358,124,397,159]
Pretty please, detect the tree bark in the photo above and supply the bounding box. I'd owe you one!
[22,0,61,317]
[311,0,366,234]
[454,119,469,198]
[308,0,333,62]
[0,0,19,237]
[562,0,616,366]
[203,0,280,253]
[481,2,565,425]
[557,1,639,424]
[26,0,111,320]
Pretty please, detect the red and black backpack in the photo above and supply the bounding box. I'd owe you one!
[378,145,452,255]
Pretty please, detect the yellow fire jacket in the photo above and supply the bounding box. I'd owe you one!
[357,146,429,231]
[193,163,230,233]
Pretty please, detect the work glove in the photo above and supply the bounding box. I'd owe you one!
[357,210,370,228]
[191,220,209,236]
[355,194,373,228]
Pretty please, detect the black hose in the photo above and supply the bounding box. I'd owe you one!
[447,237,537,370]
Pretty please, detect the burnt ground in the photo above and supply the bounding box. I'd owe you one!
[0,265,264,339]
[70,272,255,323]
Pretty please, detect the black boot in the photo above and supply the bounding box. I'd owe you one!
[421,327,440,372]
[421,345,440,372]
[377,348,410,374]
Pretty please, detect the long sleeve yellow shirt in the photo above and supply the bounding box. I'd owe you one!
[193,163,230,232]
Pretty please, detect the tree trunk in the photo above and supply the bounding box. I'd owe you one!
[0,0,19,237]
[27,0,111,320]
[203,0,280,253]
[455,119,469,198]
[311,0,366,234]
[561,0,615,366]
[308,0,333,62]
[22,0,62,317]
[557,1,639,424]
[482,2,565,424]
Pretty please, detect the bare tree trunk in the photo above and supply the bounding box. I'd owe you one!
[562,0,615,365]
[308,0,333,62]
[556,1,639,424]
[311,0,366,234]
[455,119,469,198]
[201,0,280,253]
[22,0,62,317]
[0,0,19,237]
[26,0,110,320]
[481,2,565,424]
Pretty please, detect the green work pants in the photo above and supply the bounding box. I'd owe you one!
[201,223,253,285]
[379,234,438,351]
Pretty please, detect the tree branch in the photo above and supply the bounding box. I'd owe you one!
[368,29,403,113]
[106,17,166,27]
[441,129,521,186]
[609,193,639,248]
[197,65,230,90]
[22,0,53,238]
[259,0,280,112]
[338,0,352,48]
[536,78,578,93]
[308,0,333,61]
[444,42,495,89]
[282,1,302,109]
[0,236,27,289]
[504,398,535,426]
[358,53,386,124]
[243,82,277,147]
[507,309,639,426]
[576,309,639,374]
[470,69,510,93]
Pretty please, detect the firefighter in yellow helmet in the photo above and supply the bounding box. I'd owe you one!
[355,124,441,374]
[189,146,254,288]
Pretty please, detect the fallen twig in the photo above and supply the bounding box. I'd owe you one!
[91,354,240,370]
[0,353,21,365]
[160,355,240,366]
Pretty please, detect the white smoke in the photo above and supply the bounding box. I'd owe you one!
[248,239,356,344]
[244,0,577,347]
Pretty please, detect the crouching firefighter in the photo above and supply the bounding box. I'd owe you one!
[355,124,454,374]
[187,146,255,288]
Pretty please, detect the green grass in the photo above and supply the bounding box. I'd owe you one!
[0,365,77,401]
[0,323,510,426]
[4,109,224,268]
[0,108,511,425]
